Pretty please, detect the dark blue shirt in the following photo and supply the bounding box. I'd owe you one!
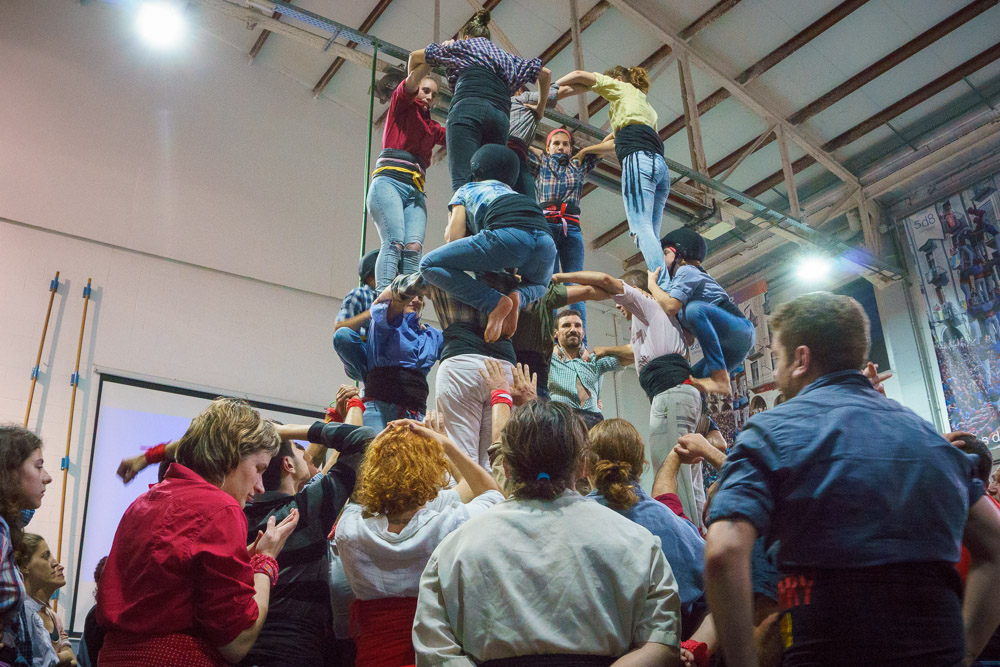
[590,485,705,605]
[709,370,982,569]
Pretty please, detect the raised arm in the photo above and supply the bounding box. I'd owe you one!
[407,49,426,70]
[334,310,372,333]
[704,519,759,667]
[574,133,616,163]
[961,495,1000,663]
[593,344,635,367]
[553,270,623,295]
[116,439,180,484]
[533,67,552,120]
[405,58,433,94]
[407,416,501,502]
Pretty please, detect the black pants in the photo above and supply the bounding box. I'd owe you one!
[780,563,964,666]
[447,98,510,193]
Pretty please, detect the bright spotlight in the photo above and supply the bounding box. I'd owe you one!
[137,2,185,49]
[796,255,832,282]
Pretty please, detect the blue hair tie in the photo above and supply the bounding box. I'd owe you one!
[536,473,550,481]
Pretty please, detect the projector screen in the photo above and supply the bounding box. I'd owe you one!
[69,373,323,633]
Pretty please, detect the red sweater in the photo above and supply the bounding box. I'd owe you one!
[382,80,446,168]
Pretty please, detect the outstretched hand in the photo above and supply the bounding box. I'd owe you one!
[421,410,447,437]
[478,358,512,394]
[511,363,538,406]
[117,454,147,484]
[335,384,361,419]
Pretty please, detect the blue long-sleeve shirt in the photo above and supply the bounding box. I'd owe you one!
[366,302,443,374]
[709,370,982,570]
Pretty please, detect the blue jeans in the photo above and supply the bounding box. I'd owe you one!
[549,220,587,340]
[420,227,557,312]
[622,151,671,287]
[446,99,510,192]
[362,399,424,431]
[367,176,427,291]
[333,327,368,383]
[684,301,756,376]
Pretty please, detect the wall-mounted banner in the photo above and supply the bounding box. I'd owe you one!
[901,173,1000,446]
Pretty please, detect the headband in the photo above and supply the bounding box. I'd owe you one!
[546,128,571,145]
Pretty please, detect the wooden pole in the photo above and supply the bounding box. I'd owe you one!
[24,272,60,428]
[55,278,91,582]
[568,0,588,123]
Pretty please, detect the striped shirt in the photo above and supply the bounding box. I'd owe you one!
[424,38,542,94]
[1,516,32,664]
[548,351,623,413]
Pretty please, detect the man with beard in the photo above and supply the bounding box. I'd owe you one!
[547,309,633,428]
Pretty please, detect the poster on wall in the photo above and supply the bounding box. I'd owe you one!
[901,173,1000,446]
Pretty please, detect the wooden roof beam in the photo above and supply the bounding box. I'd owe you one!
[311,0,398,99]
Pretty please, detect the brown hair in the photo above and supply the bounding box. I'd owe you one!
[173,398,280,485]
[604,65,651,93]
[14,532,45,571]
[621,269,650,294]
[554,308,583,328]
[770,292,870,376]
[588,419,644,510]
[954,435,993,485]
[353,423,449,516]
[0,425,43,552]
[459,9,491,40]
[501,402,588,500]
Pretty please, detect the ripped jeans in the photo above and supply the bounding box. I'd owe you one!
[367,176,427,291]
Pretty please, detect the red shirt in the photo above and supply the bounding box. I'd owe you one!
[382,80,446,169]
[98,463,259,649]
[957,494,1000,582]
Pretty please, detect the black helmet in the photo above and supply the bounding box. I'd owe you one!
[660,227,707,263]
[469,144,520,188]
[358,249,379,282]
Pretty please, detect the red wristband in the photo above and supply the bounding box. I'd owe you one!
[347,397,366,413]
[680,640,709,667]
[144,442,168,465]
[250,553,279,587]
[325,406,342,423]
[491,390,513,408]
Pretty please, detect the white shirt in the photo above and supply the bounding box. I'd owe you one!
[413,490,680,665]
[612,283,686,373]
[335,488,503,600]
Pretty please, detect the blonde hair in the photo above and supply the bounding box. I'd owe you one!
[604,65,650,93]
[173,398,279,485]
[588,419,644,510]
[459,9,491,39]
[353,423,449,516]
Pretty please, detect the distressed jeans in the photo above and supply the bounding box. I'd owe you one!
[621,151,671,287]
[366,176,428,291]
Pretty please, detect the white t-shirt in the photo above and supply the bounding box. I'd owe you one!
[612,283,686,372]
[334,488,504,600]
[413,490,680,665]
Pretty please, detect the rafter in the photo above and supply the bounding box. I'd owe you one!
[311,0,397,99]
[707,0,999,181]
[539,1,609,64]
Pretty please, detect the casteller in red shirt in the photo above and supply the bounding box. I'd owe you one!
[97,463,260,666]
[382,79,446,169]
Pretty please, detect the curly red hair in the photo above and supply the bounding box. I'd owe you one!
[353,423,449,516]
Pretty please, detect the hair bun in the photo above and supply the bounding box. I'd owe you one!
[474,9,491,24]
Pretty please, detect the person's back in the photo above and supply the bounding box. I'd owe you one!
[707,292,988,667]
[417,491,677,663]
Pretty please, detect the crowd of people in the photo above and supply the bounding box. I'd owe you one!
[4,9,1000,667]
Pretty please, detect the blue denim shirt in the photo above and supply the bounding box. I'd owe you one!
[590,485,705,605]
[366,302,443,374]
[709,370,983,569]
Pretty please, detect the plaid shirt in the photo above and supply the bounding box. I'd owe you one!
[529,152,600,210]
[335,285,376,339]
[390,271,513,332]
[1,516,31,665]
[548,351,623,413]
[425,38,542,95]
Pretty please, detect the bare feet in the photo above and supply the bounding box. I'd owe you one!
[501,291,521,338]
[689,369,733,396]
[485,295,513,343]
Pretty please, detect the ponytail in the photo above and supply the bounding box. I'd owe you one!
[460,10,491,40]
[628,66,650,93]
[593,459,638,510]
[603,65,650,93]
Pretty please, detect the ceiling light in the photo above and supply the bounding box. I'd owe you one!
[136,2,186,49]
[796,255,832,283]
